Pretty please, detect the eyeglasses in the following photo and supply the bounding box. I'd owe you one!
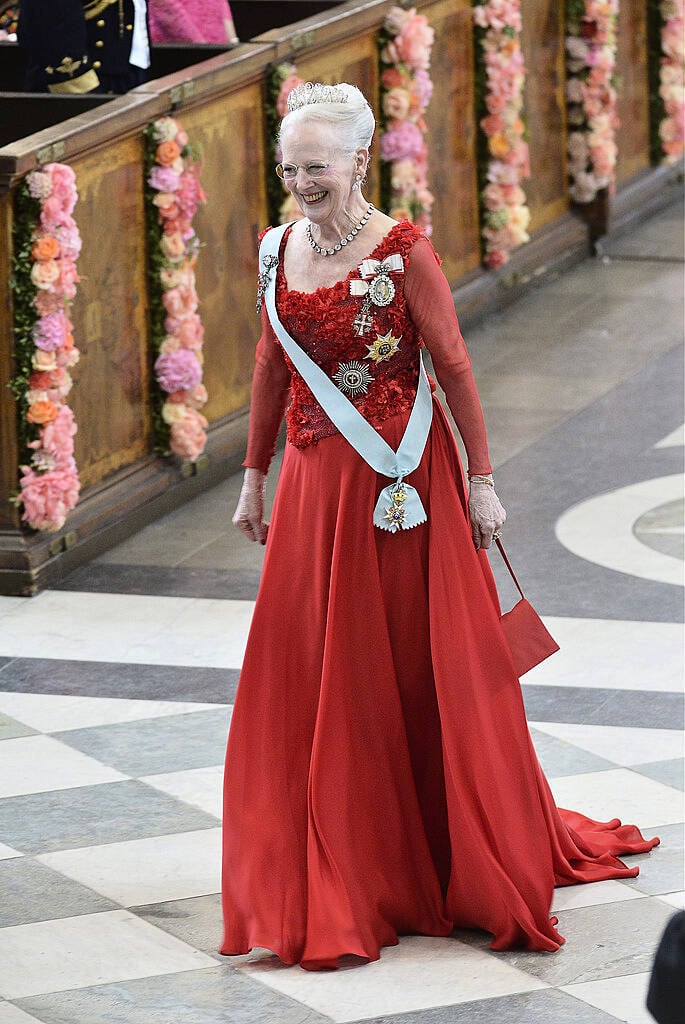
[275,161,331,180]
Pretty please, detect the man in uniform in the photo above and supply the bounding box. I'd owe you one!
[18,0,150,94]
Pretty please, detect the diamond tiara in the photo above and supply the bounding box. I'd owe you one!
[286,82,350,112]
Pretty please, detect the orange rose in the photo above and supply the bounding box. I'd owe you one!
[31,235,60,261]
[488,133,510,159]
[156,141,181,166]
[27,399,58,425]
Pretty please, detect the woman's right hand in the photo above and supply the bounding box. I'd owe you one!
[232,468,268,544]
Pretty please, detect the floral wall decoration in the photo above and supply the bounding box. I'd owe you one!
[9,164,82,531]
[145,116,209,463]
[565,0,620,204]
[648,0,685,166]
[377,6,435,234]
[472,0,531,269]
[265,62,305,225]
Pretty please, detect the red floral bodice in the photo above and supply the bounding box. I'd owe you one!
[275,221,425,450]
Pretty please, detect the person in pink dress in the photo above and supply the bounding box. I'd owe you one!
[220,81,658,972]
[148,0,238,45]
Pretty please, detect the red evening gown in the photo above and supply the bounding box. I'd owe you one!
[220,222,658,971]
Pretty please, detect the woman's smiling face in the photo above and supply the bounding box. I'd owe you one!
[280,120,362,226]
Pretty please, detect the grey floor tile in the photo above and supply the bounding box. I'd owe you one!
[0,713,37,741]
[55,709,231,776]
[93,527,228,567]
[0,781,218,854]
[503,896,674,987]
[529,729,617,778]
[54,564,257,600]
[0,857,117,927]
[0,658,238,704]
[631,758,684,792]
[621,823,685,897]
[360,987,625,1023]
[134,893,223,956]
[17,966,330,1024]
[521,686,685,731]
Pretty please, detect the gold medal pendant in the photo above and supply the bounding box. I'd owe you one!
[383,482,408,530]
[366,331,401,363]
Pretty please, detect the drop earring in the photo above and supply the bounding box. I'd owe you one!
[352,173,362,192]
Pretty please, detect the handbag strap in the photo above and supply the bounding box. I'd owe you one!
[495,538,525,601]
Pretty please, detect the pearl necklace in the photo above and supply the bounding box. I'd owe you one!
[306,204,374,257]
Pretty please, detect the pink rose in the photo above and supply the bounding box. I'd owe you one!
[276,72,305,117]
[186,383,208,409]
[32,405,77,464]
[34,290,63,316]
[169,408,208,462]
[383,87,412,121]
[30,260,60,290]
[19,464,80,531]
[380,121,424,162]
[161,231,186,263]
[44,163,77,215]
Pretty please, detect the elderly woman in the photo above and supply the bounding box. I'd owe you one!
[220,82,657,971]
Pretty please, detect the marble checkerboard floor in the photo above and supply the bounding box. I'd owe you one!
[0,199,683,1024]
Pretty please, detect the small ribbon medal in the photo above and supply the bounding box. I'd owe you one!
[373,477,427,533]
[350,254,403,336]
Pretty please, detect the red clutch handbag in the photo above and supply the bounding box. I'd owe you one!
[496,539,560,677]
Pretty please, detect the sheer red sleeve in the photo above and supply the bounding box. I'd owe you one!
[243,303,291,473]
[405,236,492,476]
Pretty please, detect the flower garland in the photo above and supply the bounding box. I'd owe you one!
[565,0,620,204]
[9,164,82,532]
[654,0,685,165]
[378,6,435,234]
[265,62,306,225]
[472,0,531,269]
[145,116,209,462]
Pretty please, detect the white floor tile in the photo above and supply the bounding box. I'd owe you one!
[562,971,654,1024]
[0,692,226,733]
[0,592,253,669]
[654,423,684,449]
[657,891,685,909]
[141,765,224,820]
[530,722,685,767]
[240,935,548,1022]
[555,474,684,586]
[38,828,222,907]
[525,618,683,692]
[0,844,23,861]
[0,1005,46,1024]
[549,768,683,831]
[0,736,126,799]
[0,910,215,1000]
[551,880,646,913]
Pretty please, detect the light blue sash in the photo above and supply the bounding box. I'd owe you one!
[259,223,433,532]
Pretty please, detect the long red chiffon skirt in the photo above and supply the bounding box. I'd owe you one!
[220,398,658,970]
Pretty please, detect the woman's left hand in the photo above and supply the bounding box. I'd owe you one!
[468,476,506,549]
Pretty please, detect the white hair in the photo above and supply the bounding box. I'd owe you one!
[278,82,375,153]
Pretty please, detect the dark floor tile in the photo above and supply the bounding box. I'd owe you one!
[0,658,239,704]
[54,564,261,600]
[134,893,222,956]
[0,712,37,740]
[529,728,616,778]
[361,987,624,1023]
[0,780,218,854]
[522,685,685,730]
[0,857,117,927]
[56,709,231,776]
[503,897,673,987]
[621,823,685,897]
[632,758,684,791]
[18,966,330,1024]
[492,343,684,624]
